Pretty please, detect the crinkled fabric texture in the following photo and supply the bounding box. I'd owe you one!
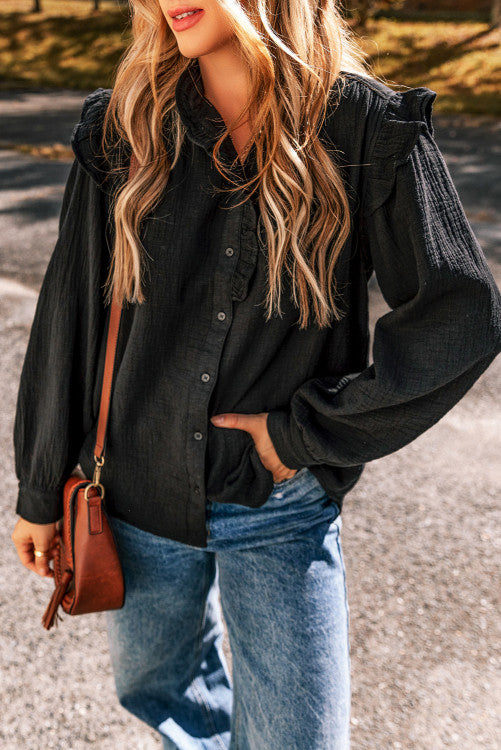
[363,84,437,214]
[70,86,119,193]
[13,61,501,546]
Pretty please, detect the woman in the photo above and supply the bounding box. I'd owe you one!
[11,0,501,747]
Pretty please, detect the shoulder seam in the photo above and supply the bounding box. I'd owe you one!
[332,72,396,162]
[338,72,397,101]
[339,72,436,107]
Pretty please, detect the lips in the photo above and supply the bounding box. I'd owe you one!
[168,5,203,17]
[170,7,205,31]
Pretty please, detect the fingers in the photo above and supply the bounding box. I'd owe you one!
[11,519,59,578]
[14,539,54,577]
[209,412,296,481]
[15,538,41,574]
[210,411,266,433]
[33,544,56,578]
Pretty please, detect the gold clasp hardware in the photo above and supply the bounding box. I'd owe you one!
[92,455,105,485]
[84,482,105,501]
[84,455,106,501]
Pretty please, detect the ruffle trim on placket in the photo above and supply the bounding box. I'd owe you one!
[231,196,261,303]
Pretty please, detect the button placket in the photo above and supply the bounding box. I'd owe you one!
[185,217,241,542]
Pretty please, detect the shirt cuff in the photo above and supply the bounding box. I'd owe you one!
[266,409,313,470]
[16,484,63,524]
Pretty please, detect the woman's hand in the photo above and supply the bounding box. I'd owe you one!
[11,518,61,578]
[210,411,298,484]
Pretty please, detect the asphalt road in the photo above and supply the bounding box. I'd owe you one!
[0,89,91,148]
[1,91,500,749]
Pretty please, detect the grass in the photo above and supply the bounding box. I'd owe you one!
[0,3,500,115]
[358,17,501,116]
[0,1,131,91]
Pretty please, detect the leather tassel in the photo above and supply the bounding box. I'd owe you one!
[41,570,73,630]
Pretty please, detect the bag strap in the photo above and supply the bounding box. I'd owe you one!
[92,151,140,482]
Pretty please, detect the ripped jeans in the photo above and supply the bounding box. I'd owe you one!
[105,467,351,749]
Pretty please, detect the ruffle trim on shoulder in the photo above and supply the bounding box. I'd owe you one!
[70,87,127,195]
[364,85,437,216]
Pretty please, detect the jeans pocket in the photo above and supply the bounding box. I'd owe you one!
[272,466,309,489]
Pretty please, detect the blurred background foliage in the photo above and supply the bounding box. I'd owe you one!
[1,0,500,115]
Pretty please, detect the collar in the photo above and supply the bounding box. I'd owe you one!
[70,61,257,193]
[174,58,257,179]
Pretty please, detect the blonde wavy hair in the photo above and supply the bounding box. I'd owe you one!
[101,0,375,328]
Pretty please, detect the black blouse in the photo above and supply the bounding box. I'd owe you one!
[13,60,501,547]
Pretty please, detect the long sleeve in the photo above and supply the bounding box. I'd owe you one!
[266,88,501,470]
[13,158,110,523]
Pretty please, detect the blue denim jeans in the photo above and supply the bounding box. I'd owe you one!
[105,467,351,749]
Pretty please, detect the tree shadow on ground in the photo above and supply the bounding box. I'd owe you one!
[368,24,499,84]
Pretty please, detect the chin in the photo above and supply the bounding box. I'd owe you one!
[175,40,217,58]
[173,25,235,59]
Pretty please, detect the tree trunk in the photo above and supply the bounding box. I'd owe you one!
[94,0,100,10]
[357,1,373,29]
[492,0,501,27]
[32,0,41,12]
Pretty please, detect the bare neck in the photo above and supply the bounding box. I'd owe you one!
[197,51,253,165]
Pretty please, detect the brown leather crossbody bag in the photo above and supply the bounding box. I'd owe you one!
[42,152,139,630]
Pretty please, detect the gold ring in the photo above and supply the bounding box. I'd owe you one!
[33,548,50,557]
